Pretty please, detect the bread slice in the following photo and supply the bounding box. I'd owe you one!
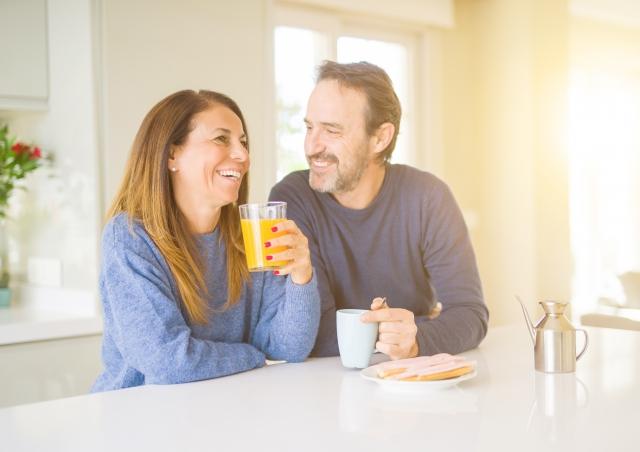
[399,365,474,382]
[378,367,408,379]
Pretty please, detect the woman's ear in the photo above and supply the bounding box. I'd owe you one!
[168,146,179,173]
[372,122,395,155]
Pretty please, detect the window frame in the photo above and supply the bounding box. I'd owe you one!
[256,1,444,202]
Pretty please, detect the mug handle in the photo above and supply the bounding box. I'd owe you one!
[576,329,589,361]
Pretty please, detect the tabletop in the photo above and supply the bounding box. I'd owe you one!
[1,324,639,452]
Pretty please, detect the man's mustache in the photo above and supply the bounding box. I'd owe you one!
[306,152,338,164]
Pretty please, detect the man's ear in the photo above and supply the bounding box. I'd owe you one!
[372,122,395,155]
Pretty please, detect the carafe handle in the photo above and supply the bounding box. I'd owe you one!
[576,328,589,361]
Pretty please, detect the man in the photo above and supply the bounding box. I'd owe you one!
[269,61,488,359]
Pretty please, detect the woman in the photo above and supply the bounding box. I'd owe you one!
[92,90,320,392]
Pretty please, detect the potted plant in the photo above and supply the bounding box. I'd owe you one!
[0,124,46,307]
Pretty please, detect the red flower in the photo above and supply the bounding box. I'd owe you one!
[30,147,42,160]
[0,125,47,220]
[11,142,29,154]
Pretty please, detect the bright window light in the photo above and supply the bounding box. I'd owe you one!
[568,69,640,312]
[337,37,411,165]
[274,27,329,180]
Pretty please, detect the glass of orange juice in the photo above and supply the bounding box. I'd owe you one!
[239,202,288,272]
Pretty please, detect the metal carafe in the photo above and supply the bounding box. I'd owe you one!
[518,299,589,373]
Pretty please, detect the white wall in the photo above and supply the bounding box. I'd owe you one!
[286,0,454,27]
[100,0,272,206]
[0,0,100,293]
[441,0,571,325]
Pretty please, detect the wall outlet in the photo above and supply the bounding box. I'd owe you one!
[27,257,62,287]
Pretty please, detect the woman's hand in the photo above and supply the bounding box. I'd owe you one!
[264,220,313,285]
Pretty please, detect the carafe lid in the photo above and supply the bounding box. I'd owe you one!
[539,300,567,315]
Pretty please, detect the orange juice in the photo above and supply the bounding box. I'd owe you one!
[240,218,288,271]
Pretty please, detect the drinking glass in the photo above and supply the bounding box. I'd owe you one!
[239,202,287,272]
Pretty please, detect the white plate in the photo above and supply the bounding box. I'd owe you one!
[360,364,477,393]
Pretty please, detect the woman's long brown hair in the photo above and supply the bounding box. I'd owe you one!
[107,90,250,324]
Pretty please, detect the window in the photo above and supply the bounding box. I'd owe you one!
[569,69,640,312]
[274,26,330,180]
[273,6,420,180]
[568,15,640,315]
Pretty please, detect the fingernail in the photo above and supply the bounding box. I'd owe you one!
[266,255,273,261]
[271,226,277,232]
[264,242,271,248]
[274,270,280,275]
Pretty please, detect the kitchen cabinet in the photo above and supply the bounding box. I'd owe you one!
[0,334,102,408]
[0,0,49,110]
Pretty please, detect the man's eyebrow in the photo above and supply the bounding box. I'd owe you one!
[303,119,342,130]
[321,122,342,130]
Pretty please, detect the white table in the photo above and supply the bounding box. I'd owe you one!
[2,325,639,452]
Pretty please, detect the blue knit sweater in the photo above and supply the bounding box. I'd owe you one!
[92,213,320,392]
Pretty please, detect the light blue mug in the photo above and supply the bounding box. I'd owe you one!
[336,309,379,369]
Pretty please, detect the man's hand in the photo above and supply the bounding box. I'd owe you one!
[360,297,419,360]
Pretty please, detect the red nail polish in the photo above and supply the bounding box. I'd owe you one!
[274,270,280,275]
[271,226,277,232]
[266,255,273,261]
[264,242,271,248]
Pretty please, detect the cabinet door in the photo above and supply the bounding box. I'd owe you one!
[0,0,48,107]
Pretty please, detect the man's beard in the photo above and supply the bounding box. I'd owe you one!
[307,144,370,194]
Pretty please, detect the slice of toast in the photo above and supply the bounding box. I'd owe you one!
[399,365,474,382]
[377,367,407,379]
[376,353,458,379]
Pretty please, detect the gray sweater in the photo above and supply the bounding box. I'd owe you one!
[92,213,320,392]
[270,164,488,357]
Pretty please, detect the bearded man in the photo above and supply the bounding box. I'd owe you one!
[270,61,488,359]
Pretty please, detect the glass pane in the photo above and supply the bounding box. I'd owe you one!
[274,27,330,180]
[337,36,412,165]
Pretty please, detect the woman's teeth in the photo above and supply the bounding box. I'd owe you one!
[217,170,241,180]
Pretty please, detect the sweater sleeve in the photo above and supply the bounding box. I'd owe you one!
[101,221,266,385]
[415,181,489,355]
[251,272,320,362]
[270,179,339,357]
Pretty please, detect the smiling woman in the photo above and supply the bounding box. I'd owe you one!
[91,89,320,393]
[168,106,250,235]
